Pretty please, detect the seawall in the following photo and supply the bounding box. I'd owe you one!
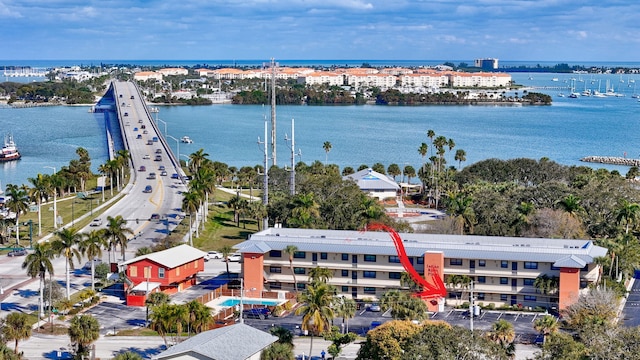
[581,156,640,167]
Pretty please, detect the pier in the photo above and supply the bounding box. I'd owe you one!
[581,156,640,167]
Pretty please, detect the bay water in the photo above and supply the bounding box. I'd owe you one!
[2,72,640,190]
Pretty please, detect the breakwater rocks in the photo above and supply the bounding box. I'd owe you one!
[581,156,640,167]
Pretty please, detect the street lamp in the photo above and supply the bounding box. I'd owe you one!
[180,154,190,168]
[44,166,57,229]
[156,118,167,137]
[166,135,180,162]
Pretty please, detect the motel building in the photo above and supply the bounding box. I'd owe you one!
[235,228,608,312]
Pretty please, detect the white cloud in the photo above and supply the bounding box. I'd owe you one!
[568,30,588,40]
[0,1,22,18]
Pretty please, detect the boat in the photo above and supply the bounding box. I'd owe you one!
[0,134,21,162]
[569,93,579,98]
[551,77,559,82]
[180,136,193,144]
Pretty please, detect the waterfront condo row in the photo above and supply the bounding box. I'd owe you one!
[235,228,607,311]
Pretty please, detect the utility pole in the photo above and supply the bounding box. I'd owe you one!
[270,58,277,166]
[258,118,269,230]
[470,280,475,332]
[284,119,297,196]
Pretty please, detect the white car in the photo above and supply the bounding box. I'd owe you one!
[89,218,103,227]
[205,251,223,261]
[83,258,103,270]
[226,253,242,262]
[143,154,150,160]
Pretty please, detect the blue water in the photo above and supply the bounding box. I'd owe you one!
[218,298,281,307]
[2,72,640,190]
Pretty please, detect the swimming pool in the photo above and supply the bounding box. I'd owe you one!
[218,298,282,307]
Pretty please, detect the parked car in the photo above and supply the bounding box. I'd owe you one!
[206,251,223,260]
[7,248,27,257]
[368,303,382,312]
[244,308,271,319]
[89,218,103,227]
[150,213,160,220]
[226,253,242,262]
[143,185,153,193]
[83,258,103,270]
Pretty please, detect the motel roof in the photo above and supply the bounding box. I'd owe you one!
[237,228,608,268]
[120,244,206,269]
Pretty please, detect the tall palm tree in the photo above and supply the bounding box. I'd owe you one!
[333,296,356,333]
[4,183,30,243]
[28,173,49,237]
[52,227,82,300]
[182,190,200,245]
[188,148,210,174]
[295,282,335,358]
[418,142,428,176]
[284,245,299,292]
[22,242,55,319]
[323,141,332,165]
[2,312,31,354]
[616,199,640,235]
[454,149,467,169]
[104,215,134,261]
[80,229,107,291]
[68,314,100,358]
[219,245,234,278]
[186,300,212,336]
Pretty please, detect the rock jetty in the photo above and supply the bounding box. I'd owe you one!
[581,156,640,167]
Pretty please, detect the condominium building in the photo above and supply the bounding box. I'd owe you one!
[236,228,607,311]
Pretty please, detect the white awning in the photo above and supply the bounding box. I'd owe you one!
[131,281,162,293]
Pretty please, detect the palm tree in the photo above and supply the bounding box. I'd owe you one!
[68,314,100,358]
[186,300,212,336]
[323,141,332,165]
[52,227,82,300]
[28,173,49,236]
[533,314,559,343]
[309,266,333,285]
[333,296,356,333]
[488,319,515,355]
[616,199,640,235]
[104,215,134,262]
[182,189,200,246]
[80,229,107,291]
[557,194,584,219]
[387,163,401,181]
[284,245,299,292]
[289,193,320,228]
[2,312,31,354]
[219,245,235,278]
[5,183,29,243]
[444,191,476,234]
[260,343,294,360]
[295,282,335,358]
[188,148,210,173]
[454,149,467,169]
[418,142,428,176]
[22,242,55,319]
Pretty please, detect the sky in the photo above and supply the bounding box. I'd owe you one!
[1,0,640,62]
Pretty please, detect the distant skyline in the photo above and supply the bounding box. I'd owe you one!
[1,1,639,62]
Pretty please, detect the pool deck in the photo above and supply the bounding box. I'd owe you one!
[205,296,284,314]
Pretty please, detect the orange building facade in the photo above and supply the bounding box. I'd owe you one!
[236,229,607,311]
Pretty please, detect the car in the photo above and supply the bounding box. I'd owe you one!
[143,130,148,134]
[368,303,382,312]
[171,173,179,179]
[121,102,126,106]
[89,218,103,227]
[153,137,159,142]
[130,95,135,99]
[141,125,146,129]
[136,134,142,139]
[147,172,156,180]
[226,253,242,262]
[155,149,162,154]
[147,140,153,145]
[370,321,382,330]
[143,154,150,160]
[243,308,271,319]
[139,165,146,172]
[124,112,128,116]
[206,251,223,260]
[154,155,162,161]
[143,185,153,193]
[159,165,166,171]
[160,170,168,176]
[7,248,27,257]
[138,119,143,123]
[150,213,160,220]
[119,94,123,98]
[125,122,130,126]
[83,258,103,270]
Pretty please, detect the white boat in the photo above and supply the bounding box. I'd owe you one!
[0,133,21,162]
[551,77,559,82]
[180,136,193,144]
[569,93,580,98]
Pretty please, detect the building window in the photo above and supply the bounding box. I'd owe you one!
[321,252,328,260]
[450,259,463,266]
[477,293,485,300]
[341,270,349,277]
[270,266,282,274]
[478,260,486,267]
[500,294,508,302]
[501,260,509,268]
[477,276,486,283]
[129,266,137,277]
[389,272,401,279]
[524,295,537,301]
[342,286,349,292]
[158,268,165,278]
[500,277,508,285]
[523,278,535,286]
[363,271,376,278]
[363,287,376,295]
[294,267,306,275]
[271,282,282,289]
[450,292,462,299]
[342,253,349,261]
[293,251,306,259]
[269,250,282,258]
[296,283,306,291]
[364,255,376,262]
[524,262,538,269]
[416,257,424,265]
[389,255,400,263]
